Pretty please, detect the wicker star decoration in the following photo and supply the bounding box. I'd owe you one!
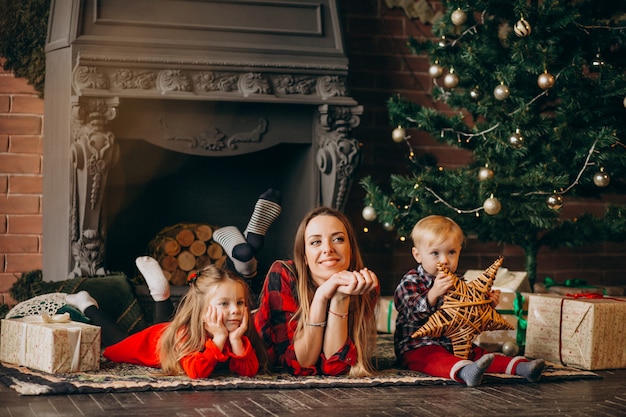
[411,256,514,359]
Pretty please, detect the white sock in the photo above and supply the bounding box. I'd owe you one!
[136,256,170,302]
[66,291,98,313]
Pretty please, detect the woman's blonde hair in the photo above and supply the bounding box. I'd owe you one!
[291,206,378,377]
[158,264,268,375]
[411,215,465,249]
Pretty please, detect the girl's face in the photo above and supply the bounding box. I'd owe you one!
[412,234,462,277]
[304,214,352,285]
[207,280,246,332]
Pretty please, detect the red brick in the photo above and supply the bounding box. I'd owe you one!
[11,95,44,114]
[9,135,43,154]
[0,272,19,294]
[0,95,9,112]
[0,154,41,174]
[0,114,42,134]
[5,253,42,273]
[0,175,7,193]
[9,175,43,194]
[7,214,42,234]
[0,235,40,252]
[0,195,40,214]
[0,75,38,95]
[1,293,17,308]
[0,215,6,233]
[0,134,8,151]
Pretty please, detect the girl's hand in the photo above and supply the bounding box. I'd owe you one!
[203,305,227,340]
[489,289,501,308]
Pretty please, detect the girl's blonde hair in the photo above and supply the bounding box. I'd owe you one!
[411,215,465,249]
[291,206,378,377]
[159,264,268,375]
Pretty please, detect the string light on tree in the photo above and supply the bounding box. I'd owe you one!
[514,17,531,37]
[494,83,510,100]
[483,194,501,215]
[590,50,605,72]
[593,167,610,187]
[547,193,564,210]
[392,126,406,143]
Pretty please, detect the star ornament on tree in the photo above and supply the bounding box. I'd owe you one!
[411,256,513,359]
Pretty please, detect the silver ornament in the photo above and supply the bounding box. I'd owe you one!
[623,96,626,108]
[502,341,519,356]
[483,196,501,215]
[361,206,377,221]
[514,18,531,37]
[478,166,494,181]
[443,72,460,89]
[392,127,406,143]
[508,129,524,149]
[383,221,395,232]
[593,170,610,187]
[494,84,510,100]
[537,72,555,89]
[547,194,564,210]
[451,8,467,26]
[429,63,444,78]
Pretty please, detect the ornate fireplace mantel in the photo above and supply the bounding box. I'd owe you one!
[44,0,363,279]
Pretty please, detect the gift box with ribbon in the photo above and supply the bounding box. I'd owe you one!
[375,296,398,334]
[524,293,626,370]
[0,314,101,373]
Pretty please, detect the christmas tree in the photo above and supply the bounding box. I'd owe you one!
[361,0,626,288]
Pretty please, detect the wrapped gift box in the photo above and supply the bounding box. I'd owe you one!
[524,294,626,370]
[375,296,398,334]
[464,268,531,351]
[0,316,101,373]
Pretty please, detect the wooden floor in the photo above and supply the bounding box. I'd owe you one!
[1,368,625,417]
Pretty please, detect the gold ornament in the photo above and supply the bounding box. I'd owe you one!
[361,206,376,221]
[429,63,444,78]
[478,166,494,181]
[537,71,555,89]
[469,86,482,101]
[547,194,564,210]
[494,83,510,100]
[451,8,467,26]
[412,257,513,359]
[623,96,626,108]
[483,195,501,215]
[514,18,531,37]
[593,169,610,187]
[443,71,460,89]
[392,126,406,143]
[502,341,520,357]
[383,221,395,232]
[508,128,524,149]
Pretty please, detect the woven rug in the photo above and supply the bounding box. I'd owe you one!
[0,335,600,395]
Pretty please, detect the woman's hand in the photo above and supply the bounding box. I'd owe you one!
[334,268,379,297]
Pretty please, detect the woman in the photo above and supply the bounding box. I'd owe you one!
[254,206,379,377]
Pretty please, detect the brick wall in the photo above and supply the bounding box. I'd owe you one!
[0,58,44,305]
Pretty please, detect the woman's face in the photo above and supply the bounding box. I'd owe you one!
[304,214,352,285]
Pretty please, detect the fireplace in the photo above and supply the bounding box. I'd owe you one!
[43,0,363,280]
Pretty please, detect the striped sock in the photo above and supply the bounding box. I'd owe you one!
[244,188,282,253]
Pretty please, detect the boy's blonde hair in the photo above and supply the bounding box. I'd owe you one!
[411,215,464,248]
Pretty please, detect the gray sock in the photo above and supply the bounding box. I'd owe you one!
[458,353,495,387]
[516,359,545,382]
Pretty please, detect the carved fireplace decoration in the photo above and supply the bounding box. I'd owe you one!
[44,0,362,280]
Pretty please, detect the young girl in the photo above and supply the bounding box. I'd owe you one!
[66,257,267,379]
[394,215,544,387]
[254,206,380,377]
